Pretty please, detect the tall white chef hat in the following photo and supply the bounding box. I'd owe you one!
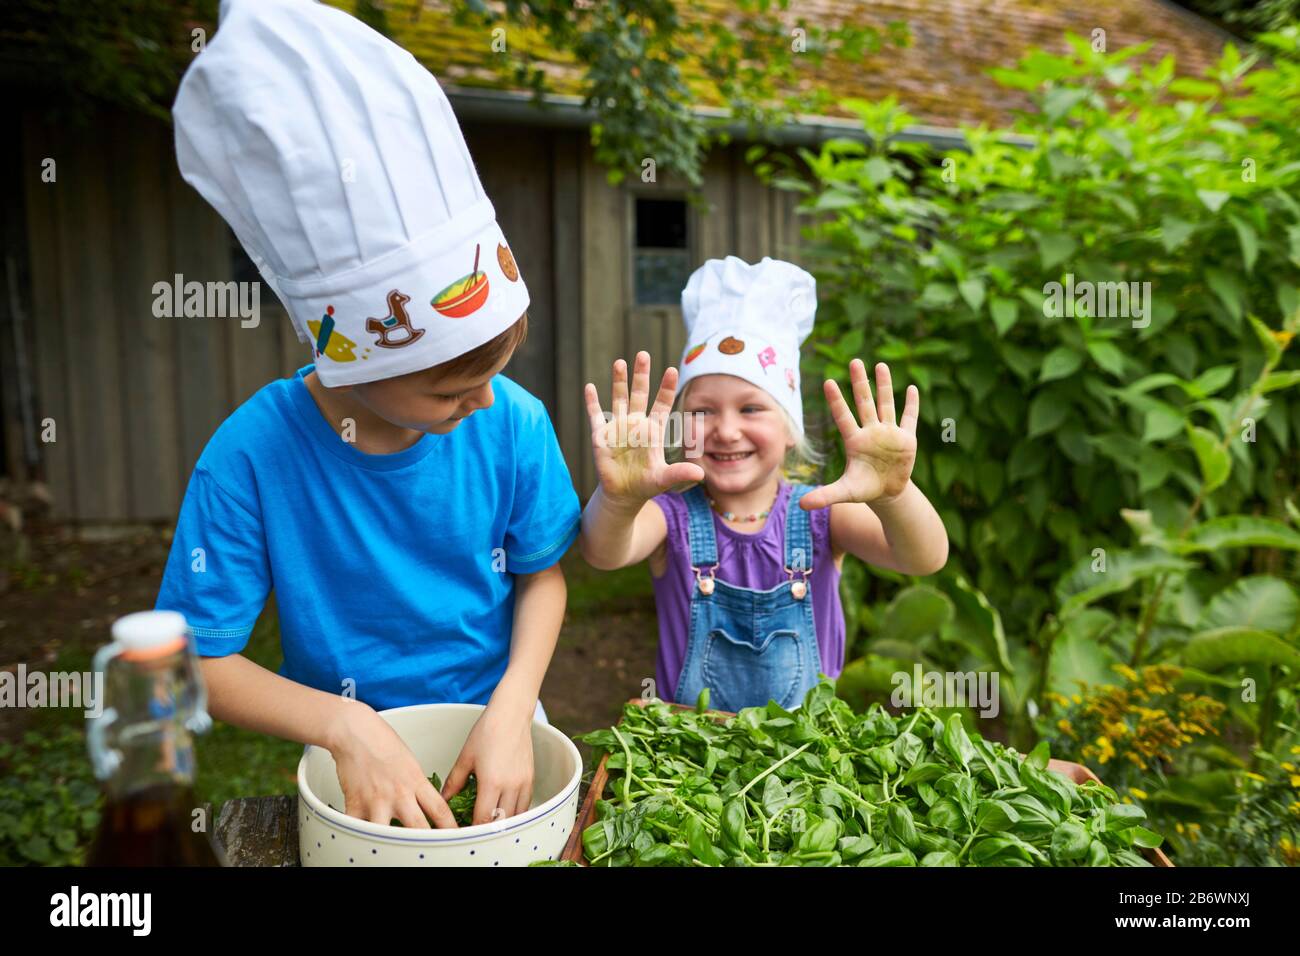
[173,0,529,387]
[678,257,817,436]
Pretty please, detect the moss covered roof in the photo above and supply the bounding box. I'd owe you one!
[324,0,1231,129]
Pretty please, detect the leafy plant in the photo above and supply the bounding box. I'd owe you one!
[0,728,103,866]
[577,680,1162,866]
[772,31,1300,752]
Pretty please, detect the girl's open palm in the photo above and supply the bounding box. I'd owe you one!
[585,351,704,506]
[801,360,919,510]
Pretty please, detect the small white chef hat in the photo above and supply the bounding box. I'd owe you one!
[678,257,817,435]
[173,0,529,387]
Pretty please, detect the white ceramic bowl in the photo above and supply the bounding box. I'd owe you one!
[297,703,581,866]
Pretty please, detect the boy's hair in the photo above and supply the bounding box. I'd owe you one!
[429,312,529,381]
[668,378,823,486]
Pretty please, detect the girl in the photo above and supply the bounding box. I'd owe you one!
[580,257,948,712]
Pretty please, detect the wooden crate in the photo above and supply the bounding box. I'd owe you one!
[560,699,1174,867]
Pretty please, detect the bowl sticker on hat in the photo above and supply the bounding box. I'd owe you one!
[758,345,777,371]
[718,336,745,355]
[497,242,519,282]
[308,305,362,362]
[432,243,490,318]
[367,290,427,349]
[684,340,708,363]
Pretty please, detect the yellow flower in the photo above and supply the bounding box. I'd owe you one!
[1245,772,1267,783]
[1106,720,1129,738]
[1280,837,1300,867]
[1113,663,1139,683]
[1272,329,1295,348]
[1130,787,1148,800]
[1290,746,1300,755]
[1175,822,1185,834]
[1282,762,1296,773]
[1095,736,1116,764]
[1290,774,1300,789]
[1057,718,1075,738]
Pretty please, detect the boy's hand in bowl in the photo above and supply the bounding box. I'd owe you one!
[327,700,458,828]
[442,690,535,826]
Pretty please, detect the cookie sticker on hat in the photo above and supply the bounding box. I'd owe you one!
[497,243,519,282]
[432,243,490,318]
[367,290,427,349]
[718,336,745,355]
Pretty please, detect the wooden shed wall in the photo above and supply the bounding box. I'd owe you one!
[17,109,803,520]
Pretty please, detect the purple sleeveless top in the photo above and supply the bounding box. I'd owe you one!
[649,481,845,703]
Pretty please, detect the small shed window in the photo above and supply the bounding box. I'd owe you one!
[634,197,690,305]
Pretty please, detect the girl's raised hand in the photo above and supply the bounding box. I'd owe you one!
[585,351,705,507]
[801,359,919,510]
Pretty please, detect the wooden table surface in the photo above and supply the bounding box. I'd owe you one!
[214,782,594,866]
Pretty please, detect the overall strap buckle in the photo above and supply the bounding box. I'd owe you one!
[784,563,812,600]
[693,563,719,596]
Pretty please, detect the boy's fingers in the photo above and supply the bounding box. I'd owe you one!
[899,385,920,434]
[629,350,651,416]
[441,757,471,800]
[416,780,458,829]
[611,358,629,416]
[849,358,880,426]
[364,798,394,827]
[393,796,432,830]
[513,784,533,818]
[472,781,504,827]
[874,362,896,425]
[824,378,861,441]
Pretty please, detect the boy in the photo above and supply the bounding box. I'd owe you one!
[157,0,579,829]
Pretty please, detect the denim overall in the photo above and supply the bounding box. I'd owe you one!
[674,483,823,712]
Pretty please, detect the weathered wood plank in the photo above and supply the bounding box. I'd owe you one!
[214,795,300,867]
[696,146,733,264]
[467,125,555,412]
[45,113,128,521]
[550,130,584,494]
[733,152,770,263]
[166,145,233,486]
[22,114,75,518]
[110,112,181,520]
[226,230,286,410]
[579,147,628,497]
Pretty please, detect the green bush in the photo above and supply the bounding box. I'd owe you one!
[765,30,1300,713]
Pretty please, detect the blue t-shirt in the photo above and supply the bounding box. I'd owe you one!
[155,364,580,710]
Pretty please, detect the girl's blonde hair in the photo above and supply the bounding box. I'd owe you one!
[666,377,823,489]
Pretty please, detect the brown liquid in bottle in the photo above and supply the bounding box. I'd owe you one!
[86,783,226,867]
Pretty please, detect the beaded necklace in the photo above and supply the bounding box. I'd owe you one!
[707,485,780,523]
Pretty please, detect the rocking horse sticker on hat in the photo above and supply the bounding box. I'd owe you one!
[367,291,426,349]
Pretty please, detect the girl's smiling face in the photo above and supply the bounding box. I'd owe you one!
[681,374,795,494]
